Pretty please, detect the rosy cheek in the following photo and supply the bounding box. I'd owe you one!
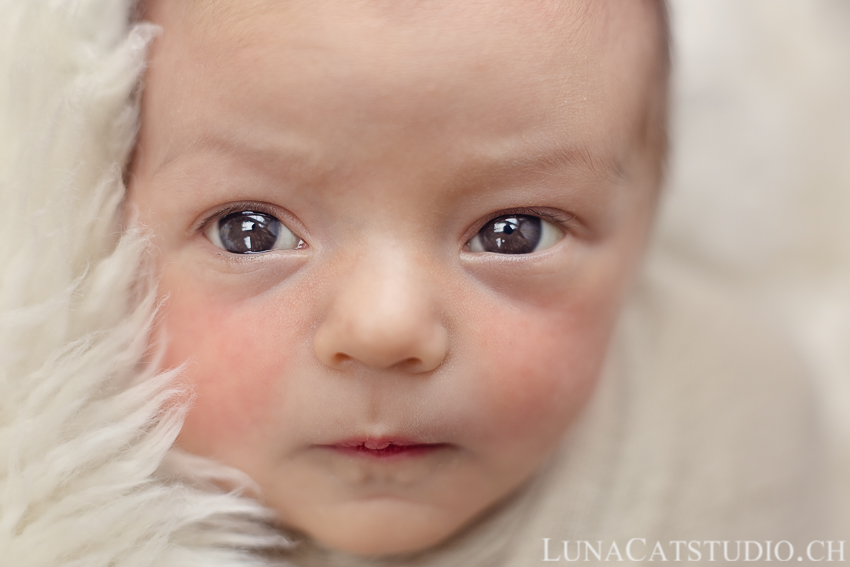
[484,327,579,422]
[161,281,285,455]
[469,296,611,450]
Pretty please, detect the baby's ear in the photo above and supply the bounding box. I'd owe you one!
[119,198,141,231]
[130,0,150,23]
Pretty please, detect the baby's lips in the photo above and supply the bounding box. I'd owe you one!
[332,437,428,450]
[320,437,452,458]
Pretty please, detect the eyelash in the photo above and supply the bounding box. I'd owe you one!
[195,201,288,235]
[469,207,573,236]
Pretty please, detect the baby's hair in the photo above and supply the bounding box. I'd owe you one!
[647,0,671,183]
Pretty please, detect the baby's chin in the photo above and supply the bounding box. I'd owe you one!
[286,497,477,557]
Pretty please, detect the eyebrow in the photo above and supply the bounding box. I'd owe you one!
[465,136,627,185]
[535,144,626,182]
[157,130,337,181]
[158,129,625,188]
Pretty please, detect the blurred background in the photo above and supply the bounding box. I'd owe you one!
[651,0,850,445]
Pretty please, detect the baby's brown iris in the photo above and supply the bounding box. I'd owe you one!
[218,211,281,254]
[474,215,542,254]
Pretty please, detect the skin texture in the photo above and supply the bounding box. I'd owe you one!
[128,0,665,557]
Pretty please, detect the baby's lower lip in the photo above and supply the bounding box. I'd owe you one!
[321,440,449,459]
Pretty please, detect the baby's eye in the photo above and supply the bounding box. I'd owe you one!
[466,214,563,254]
[205,210,304,254]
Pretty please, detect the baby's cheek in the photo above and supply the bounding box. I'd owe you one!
[469,298,611,453]
[161,285,291,457]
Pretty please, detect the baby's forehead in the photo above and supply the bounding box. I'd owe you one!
[157,0,663,59]
[146,0,665,109]
[139,0,667,183]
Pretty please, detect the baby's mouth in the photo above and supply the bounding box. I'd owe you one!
[322,438,449,459]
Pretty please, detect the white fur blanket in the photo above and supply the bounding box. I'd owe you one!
[0,1,287,565]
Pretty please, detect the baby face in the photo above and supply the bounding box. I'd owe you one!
[129,0,665,557]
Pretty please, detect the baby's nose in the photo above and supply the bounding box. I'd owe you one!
[313,250,448,374]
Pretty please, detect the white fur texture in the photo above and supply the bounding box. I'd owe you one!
[0,2,288,565]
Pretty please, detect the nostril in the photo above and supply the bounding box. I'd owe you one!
[391,357,424,373]
[329,354,428,372]
[331,353,353,367]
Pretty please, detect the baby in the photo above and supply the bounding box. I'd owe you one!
[124,0,820,562]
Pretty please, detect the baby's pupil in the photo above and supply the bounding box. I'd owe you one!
[218,211,281,253]
[477,215,541,254]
